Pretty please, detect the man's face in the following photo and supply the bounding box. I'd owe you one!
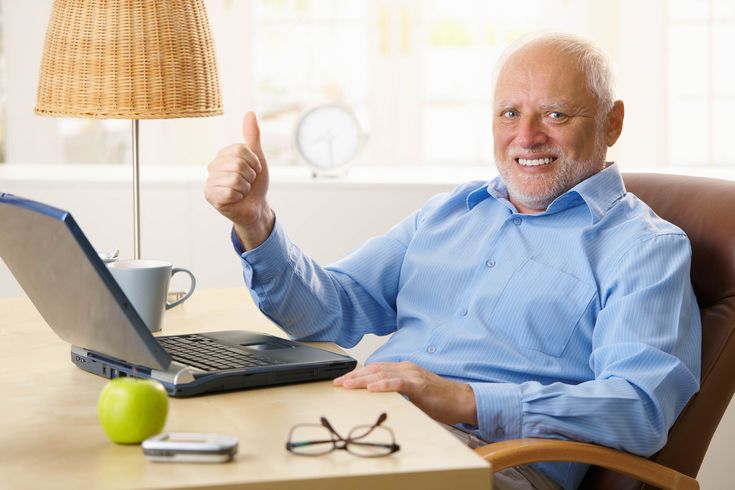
[492,43,610,213]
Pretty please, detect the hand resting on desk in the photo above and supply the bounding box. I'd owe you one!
[334,361,478,426]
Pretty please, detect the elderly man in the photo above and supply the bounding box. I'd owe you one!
[204,33,700,489]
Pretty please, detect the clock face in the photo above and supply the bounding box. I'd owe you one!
[294,104,364,172]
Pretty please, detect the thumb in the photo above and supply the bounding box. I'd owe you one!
[242,111,267,165]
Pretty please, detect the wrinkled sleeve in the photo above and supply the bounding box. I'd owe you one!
[467,233,701,457]
[234,213,417,348]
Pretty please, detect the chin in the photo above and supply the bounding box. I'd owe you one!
[499,171,568,211]
[511,192,558,212]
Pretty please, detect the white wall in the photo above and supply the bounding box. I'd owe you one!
[0,0,705,172]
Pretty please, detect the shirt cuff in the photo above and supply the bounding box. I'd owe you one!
[230,217,292,287]
[468,382,523,442]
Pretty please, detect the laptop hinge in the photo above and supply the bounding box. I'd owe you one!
[151,361,197,385]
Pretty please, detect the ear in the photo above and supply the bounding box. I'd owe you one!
[605,100,625,147]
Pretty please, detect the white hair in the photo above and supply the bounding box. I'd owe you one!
[493,32,617,113]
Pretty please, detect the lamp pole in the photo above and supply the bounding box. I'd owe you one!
[132,119,141,260]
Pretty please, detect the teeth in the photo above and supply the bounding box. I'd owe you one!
[517,157,555,166]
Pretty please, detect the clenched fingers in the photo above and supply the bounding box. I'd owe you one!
[210,145,262,176]
[205,177,249,207]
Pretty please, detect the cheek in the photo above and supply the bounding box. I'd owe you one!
[554,126,599,158]
[492,127,513,152]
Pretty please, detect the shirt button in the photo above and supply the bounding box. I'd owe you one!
[513,217,522,225]
[459,308,468,316]
[495,427,505,438]
[485,259,496,268]
[427,345,437,353]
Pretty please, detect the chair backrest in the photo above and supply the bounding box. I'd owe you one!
[581,173,735,489]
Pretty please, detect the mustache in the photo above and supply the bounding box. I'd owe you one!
[504,145,566,159]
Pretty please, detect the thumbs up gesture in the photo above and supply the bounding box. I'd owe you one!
[205,112,275,249]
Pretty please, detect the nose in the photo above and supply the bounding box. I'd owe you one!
[515,116,548,148]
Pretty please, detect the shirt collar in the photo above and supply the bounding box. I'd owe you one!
[568,162,626,222]
[466,162,626,223]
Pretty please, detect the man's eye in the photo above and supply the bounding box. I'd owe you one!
[502,110,518,119]
[548,111,567,120]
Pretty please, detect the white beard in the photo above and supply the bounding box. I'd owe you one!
[495,140,608,212]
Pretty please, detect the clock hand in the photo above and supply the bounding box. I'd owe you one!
[328,139,335,168]
[311,130,338,167]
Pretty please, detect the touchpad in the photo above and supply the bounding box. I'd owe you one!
[240,340,295,350]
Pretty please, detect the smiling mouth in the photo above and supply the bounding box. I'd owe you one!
[516,157,557,167]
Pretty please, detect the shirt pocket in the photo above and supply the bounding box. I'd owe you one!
[489,258,595,357]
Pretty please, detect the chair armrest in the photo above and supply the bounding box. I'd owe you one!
[473,438,698,490]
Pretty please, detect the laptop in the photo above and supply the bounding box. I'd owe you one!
[0,193,357,397]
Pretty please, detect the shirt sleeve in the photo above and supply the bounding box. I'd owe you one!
[235,212,418,348]
[468,233,701,457]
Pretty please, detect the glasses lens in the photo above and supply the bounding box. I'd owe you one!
[347,425,397,457]
[288,424,336,455]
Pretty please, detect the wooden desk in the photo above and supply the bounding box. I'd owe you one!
[0,288,490,489]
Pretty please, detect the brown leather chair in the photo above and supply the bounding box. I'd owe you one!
[474,173,735,490]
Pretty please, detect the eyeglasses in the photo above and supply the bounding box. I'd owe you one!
[286,412,400,457]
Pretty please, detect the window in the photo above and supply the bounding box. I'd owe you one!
[668,0,735,166]
[252,0,369,165]
[1,0,731,171]
[0,1,5,163]
[250,0,591,167]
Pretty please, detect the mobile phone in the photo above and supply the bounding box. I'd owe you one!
[142,432,239,463]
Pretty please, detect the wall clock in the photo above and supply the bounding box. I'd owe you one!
[294,103,365,176]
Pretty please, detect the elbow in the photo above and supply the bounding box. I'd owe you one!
[625,426,668,457]
[618,397,671,457]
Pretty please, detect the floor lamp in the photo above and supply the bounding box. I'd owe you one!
[34,0,223,259]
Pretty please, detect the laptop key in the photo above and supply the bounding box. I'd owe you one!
[160,334,285,371]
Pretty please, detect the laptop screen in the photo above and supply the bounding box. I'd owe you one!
[0,193,170,370]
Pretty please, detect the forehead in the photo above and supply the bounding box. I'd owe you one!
[494,43,597,108]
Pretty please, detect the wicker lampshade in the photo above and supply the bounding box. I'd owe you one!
[34,0,223,119]
[34,0,223,260]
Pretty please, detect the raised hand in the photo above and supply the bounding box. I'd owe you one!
[205,112,275,249]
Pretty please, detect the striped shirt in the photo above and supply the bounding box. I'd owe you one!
[236,163,701,489]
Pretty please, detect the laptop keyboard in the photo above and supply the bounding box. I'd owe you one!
[159,334,283,372]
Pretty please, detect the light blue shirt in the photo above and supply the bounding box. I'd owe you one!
[235,164,701,489]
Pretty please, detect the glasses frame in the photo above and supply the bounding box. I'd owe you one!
[286,412,400,457]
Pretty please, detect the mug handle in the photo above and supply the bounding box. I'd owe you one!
[166,268,196,309]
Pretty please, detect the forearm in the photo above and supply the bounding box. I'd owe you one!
[238,219,405,347]
[253,255,392,347]
[470,362,697,456]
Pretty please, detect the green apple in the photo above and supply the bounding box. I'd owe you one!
[97,377,169,444]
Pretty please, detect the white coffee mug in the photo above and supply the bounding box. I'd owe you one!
[108,259,196,333]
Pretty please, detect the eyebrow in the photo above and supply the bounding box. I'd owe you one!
[494,101,574,111]
[539,103,567,111]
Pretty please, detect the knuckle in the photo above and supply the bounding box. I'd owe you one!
[221,188,239,201]
[229,143,248,156]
